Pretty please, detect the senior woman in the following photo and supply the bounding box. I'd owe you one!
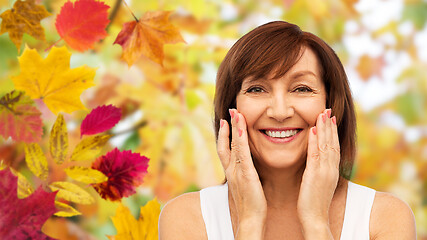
[159,21,416,239]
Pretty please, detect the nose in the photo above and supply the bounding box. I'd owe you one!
[266,93,294,122]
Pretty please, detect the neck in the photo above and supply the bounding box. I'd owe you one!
[257,161,306,210]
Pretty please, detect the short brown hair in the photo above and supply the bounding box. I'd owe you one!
[214,21,356,179]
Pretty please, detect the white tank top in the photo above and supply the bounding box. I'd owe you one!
[200,181,376,240]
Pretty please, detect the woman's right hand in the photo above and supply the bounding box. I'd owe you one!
[217,109,267,238]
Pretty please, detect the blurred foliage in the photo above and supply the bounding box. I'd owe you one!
[0,0,426,238]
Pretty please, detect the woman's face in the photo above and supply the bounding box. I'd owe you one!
[236,47,326,169]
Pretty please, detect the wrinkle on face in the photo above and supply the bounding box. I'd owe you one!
[235,47,326,171]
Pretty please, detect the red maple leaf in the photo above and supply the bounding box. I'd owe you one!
[80,104,122,137]
[91,148,149,201]
[0,169,57,239]
[0,91,43,143]
[55,0,110,52]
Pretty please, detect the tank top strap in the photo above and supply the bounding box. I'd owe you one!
[200,183,234,240]
[340,181,376,240]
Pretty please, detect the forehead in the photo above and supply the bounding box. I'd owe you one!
[290,48,321,75]
[243,47,322,84]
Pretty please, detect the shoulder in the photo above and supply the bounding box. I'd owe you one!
[159,191,207,240]
[370,191,416,240]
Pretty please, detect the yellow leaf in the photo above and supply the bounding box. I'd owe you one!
[109,199,161,240]
[49,181,94,204]
[305,0,328,19]
[0,160,5,170]
[70,135,111,162]
[54,201,82,217]
[24,143,48,181]
[50,114,68,165]
[12,46,96,114]
[0,0,51,51]
[109,204,139,240]
[0,0,8,8]
[9,167,34,198]
[64,166,108,184]
[138,198,161,239]
[17,172,34,198]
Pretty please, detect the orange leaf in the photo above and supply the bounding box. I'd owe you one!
[0,91,43,143]
[55,0,110,52]
[170,14,212,35]
[114,11,185,66]
[0,0,51,52]
[356,55,386,81]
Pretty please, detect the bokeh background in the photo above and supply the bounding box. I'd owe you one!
[1,0,426,238]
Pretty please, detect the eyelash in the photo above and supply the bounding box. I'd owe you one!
[246,86,265,93]
[245,86,313,94]
[293,86,313,93]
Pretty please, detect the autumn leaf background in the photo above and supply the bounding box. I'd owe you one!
[1,0,427,239]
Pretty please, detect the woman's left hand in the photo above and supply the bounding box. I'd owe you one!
[297,108,340,239]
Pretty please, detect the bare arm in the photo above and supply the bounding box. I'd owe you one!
[158,192,207,240]
[370,192,416,240]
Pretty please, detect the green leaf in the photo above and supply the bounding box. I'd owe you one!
[402,2,427,29]
[121,131,140,151]
[395,93,426,125]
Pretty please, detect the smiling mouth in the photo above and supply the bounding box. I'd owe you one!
[261,129,302,138]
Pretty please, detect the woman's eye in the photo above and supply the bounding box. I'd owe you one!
[246,87,264,93]
[294,86,313,93]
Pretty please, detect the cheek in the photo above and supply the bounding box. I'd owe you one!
[236,97,263,127]
[294,99,325,126]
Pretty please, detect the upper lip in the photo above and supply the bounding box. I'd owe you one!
[260,128,302,131]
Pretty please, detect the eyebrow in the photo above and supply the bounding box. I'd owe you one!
[243,70,318,84]
[289,70,318,79]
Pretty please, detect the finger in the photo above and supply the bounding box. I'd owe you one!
[306,126,319,169]
[324,109,332,162]
[324,109,337,169]
[230,109,252,166]
[330,116,340,167]
[217,119,231,169]
[325,109,332,147]
[316,111,327,160]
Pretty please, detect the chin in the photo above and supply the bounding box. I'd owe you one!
[253,151,306,170]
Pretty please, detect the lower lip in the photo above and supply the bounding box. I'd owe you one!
[261,130,302,143]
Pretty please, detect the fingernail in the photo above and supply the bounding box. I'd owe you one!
[238,128,243,137]
[220,119,225,128]
[322,113,326,123]
[235,114,239,123]
[327,109,332,118]
[312,126,317,135]
[332,116,336,125]
[229,109,234,119]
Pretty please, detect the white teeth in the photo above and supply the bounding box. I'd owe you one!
[266,130,298,138]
